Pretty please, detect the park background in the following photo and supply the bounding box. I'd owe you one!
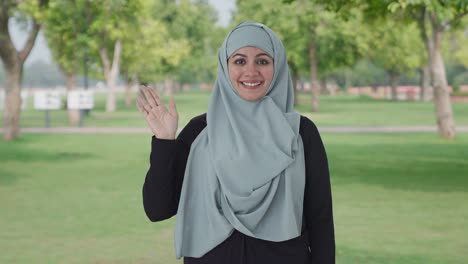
[1,0,467,263]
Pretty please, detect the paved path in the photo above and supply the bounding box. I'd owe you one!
[1,126,468,134]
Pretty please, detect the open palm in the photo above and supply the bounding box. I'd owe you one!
[136,86,178,140]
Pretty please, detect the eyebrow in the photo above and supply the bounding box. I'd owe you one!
[231,53,272,58]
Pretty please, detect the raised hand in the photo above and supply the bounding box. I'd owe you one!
[136,86,179,140]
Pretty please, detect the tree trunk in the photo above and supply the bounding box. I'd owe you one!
[320,78,327,95]
[389,71,399,101]
[429,30,456,138]
[125,73,138,108]
[417,8,455,138]
[104,73,116,112]
[428,17,456,139]
[419,64,430,101]
[0,12,41,140]
[3,64,22,140]
[290,62,299,106]
[309,40,320,112]
[292,69,299,106]
[344,68,351,91]
[174,81,182,93]
[64,72,80,126]
[99,39,122,113]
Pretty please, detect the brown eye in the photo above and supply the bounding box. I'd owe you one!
[257,59,270,65]
[234,59,246,65]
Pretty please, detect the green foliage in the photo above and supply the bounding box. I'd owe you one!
[388,0,468,24]
[87,0,142,68]
[43,0,143,80]
[44,0,89,74]
[235,0,368,78]
[313,9,369,75]
[16,0,50,23]
[366,19,423,76]
[120,0,190,83]
[452,72,468,90]
[447,24,468,69]
[234,0,307,73]
[346,60,388,87]
[154,0,223,83]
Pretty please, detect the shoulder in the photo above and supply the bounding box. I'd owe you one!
[299,115,325,153]
[190,113,207,125]
[299,115,320,137]
[177,113,207,146]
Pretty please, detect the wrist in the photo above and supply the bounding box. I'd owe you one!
[155,133,176,140]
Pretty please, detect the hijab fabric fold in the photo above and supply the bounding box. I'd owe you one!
[174,22,305,258]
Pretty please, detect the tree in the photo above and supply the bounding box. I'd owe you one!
[444,23,468,91]
[51,0,143,113]
[150,0,220,95]
[44,0,90,125]
[236,0,367,111]
[170,0,221,86]
[451,25,468,69]
[347,59,387,88]
[0,0,49,140]
[92,0,143,112]
[120,0,189,107]
[401,1,467,138]
[309,0,467,138]
[366,19,423,100]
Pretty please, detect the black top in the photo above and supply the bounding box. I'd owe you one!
[143,114,335,264]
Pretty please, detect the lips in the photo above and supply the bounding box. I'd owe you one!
[240,81,263,89]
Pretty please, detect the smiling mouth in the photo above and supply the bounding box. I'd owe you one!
[241,81,263,88]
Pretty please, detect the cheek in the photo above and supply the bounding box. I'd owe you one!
[228,67,240,85]
[263,67,274,85]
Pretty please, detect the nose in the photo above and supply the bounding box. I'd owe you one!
[244,61,259,77]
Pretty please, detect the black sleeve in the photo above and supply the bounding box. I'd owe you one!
[300,116,335,264]
[142,114,207,222]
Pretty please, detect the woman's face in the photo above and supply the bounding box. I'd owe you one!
[228,46,274,102]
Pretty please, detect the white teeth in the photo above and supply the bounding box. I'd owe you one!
[242,82,261,87]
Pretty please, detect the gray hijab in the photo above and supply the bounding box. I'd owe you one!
[174,22,305,258]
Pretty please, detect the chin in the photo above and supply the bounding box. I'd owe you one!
[239,92,265,102]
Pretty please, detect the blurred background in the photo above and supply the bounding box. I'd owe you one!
[1,0,467,263]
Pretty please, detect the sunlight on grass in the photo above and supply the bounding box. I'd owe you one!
[1,133,467,263]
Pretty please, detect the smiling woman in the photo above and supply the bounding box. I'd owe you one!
[228,46,274,101]
[137,22,335,264]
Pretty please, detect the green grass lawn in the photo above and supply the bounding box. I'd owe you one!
[1,133,467,263]
[2,90,468,129]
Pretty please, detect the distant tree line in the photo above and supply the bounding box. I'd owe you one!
[1,0,467,140]
[2,55,467,92]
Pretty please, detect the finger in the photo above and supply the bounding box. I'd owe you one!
[168,97,178,116]
[141,86,158,108]
[136,100,150,116]
[138,85,149,101]
[137,93,154,115]
[147,87,164,107]
[136,93,148,108]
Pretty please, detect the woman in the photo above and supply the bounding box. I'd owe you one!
[137,22,335,264]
